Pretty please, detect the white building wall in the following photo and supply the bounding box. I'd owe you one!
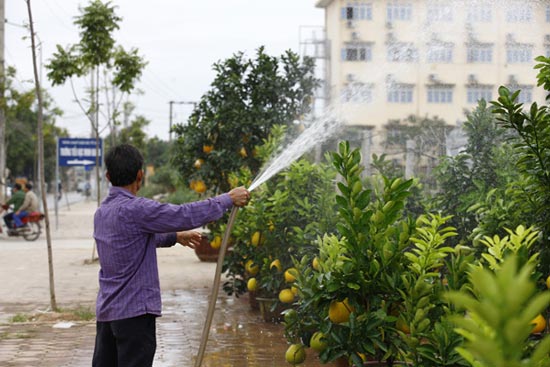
[316,0,549,158]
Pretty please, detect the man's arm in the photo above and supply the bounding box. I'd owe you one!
[155,231,202,248]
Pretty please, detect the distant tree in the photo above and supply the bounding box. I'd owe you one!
[432,100,515,247]
[4,67,67,183]
[145,137,171,168]
[172,47,317,195]
[46,0,146,204]
[113,115,149,153]
[384,115,451,188]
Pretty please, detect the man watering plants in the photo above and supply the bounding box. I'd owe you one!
[92,143,250,367]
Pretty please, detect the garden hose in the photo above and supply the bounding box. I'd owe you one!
[194,206,239,367]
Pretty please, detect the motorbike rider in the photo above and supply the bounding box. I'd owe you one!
[13,182,39,229]
[1,183,25,231]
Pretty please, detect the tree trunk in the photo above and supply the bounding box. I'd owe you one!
[0,0,5,202]
[26,0,57,311]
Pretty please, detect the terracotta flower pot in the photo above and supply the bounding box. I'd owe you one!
[194,236,220,262]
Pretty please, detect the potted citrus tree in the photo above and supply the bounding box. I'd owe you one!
[223,156,338,322]
[171,48,317,261]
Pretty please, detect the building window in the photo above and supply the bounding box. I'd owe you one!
[341,2,373,20]
[516,87,533,104]
[426,44,453,63]
[427,86,453,103]
[341,83,374,103]
[387,43,418,62]
[506,46,533,64]
[387,1,412,21]
[467,86,493,104]
[388,85,414,103]
[547,6,550,22]
[467,45,493,63]
[467,4,492,22]
[506,85,533,104]
[506,4,533,23]
[341,43,373,61]
[427,3,452,22]
[546,46,550,58]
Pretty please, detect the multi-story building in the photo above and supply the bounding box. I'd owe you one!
[313,0,550,174]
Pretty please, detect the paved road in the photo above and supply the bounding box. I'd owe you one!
[0,199,329,367]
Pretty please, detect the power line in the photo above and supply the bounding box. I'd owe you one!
[144,68,183,99]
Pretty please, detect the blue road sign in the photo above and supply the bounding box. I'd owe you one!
[58,138,103,167]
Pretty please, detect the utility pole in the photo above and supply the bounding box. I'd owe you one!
[0,0,6,202]
[168,100,196,142]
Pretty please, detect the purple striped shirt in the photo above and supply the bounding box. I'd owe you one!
[93,186,233,322]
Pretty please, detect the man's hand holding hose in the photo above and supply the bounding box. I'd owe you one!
[228,186,250,207]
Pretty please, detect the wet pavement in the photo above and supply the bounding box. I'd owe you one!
[0,199,332,367]
[0,289,330,367]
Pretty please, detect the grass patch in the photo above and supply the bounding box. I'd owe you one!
[60,306,95,321]
[9,305,95,323]
[10,313,30,323]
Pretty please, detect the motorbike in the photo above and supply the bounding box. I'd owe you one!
[0,206,44,241]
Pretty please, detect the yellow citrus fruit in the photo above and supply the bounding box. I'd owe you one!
[193,158,204,169]
[279,289,295,304]
[284,268,298,283]
[247,277,258,292]
[285,343,306,365]
[245,260,259,276]
[312,257,320,271]
[251,231,262,246]
[268,221,275,231]
[309,331,327,353]
[270,259,282,272]
[193,180,206,194]
[210,235,222,249]
[290,285,299,296]
[239,147,247,158]
[202,145,213,154]
[531,314,547,334]
[329,298,354,324]
[546,275,550,289]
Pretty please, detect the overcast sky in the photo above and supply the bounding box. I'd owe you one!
[6,1,324,140]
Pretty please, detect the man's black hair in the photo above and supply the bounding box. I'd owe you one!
[25,183,32,190]
[105,144,144,187]
[13,183,22,190]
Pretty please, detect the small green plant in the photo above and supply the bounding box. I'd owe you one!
[446,255,550,367]
[286,141,417,365]
[477,225,539,271]
[491,55,550,273]
[397,214,467,367]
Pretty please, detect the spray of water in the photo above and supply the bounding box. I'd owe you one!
[248,111,341,191]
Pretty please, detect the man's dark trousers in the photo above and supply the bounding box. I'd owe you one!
[92,313,156,367]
